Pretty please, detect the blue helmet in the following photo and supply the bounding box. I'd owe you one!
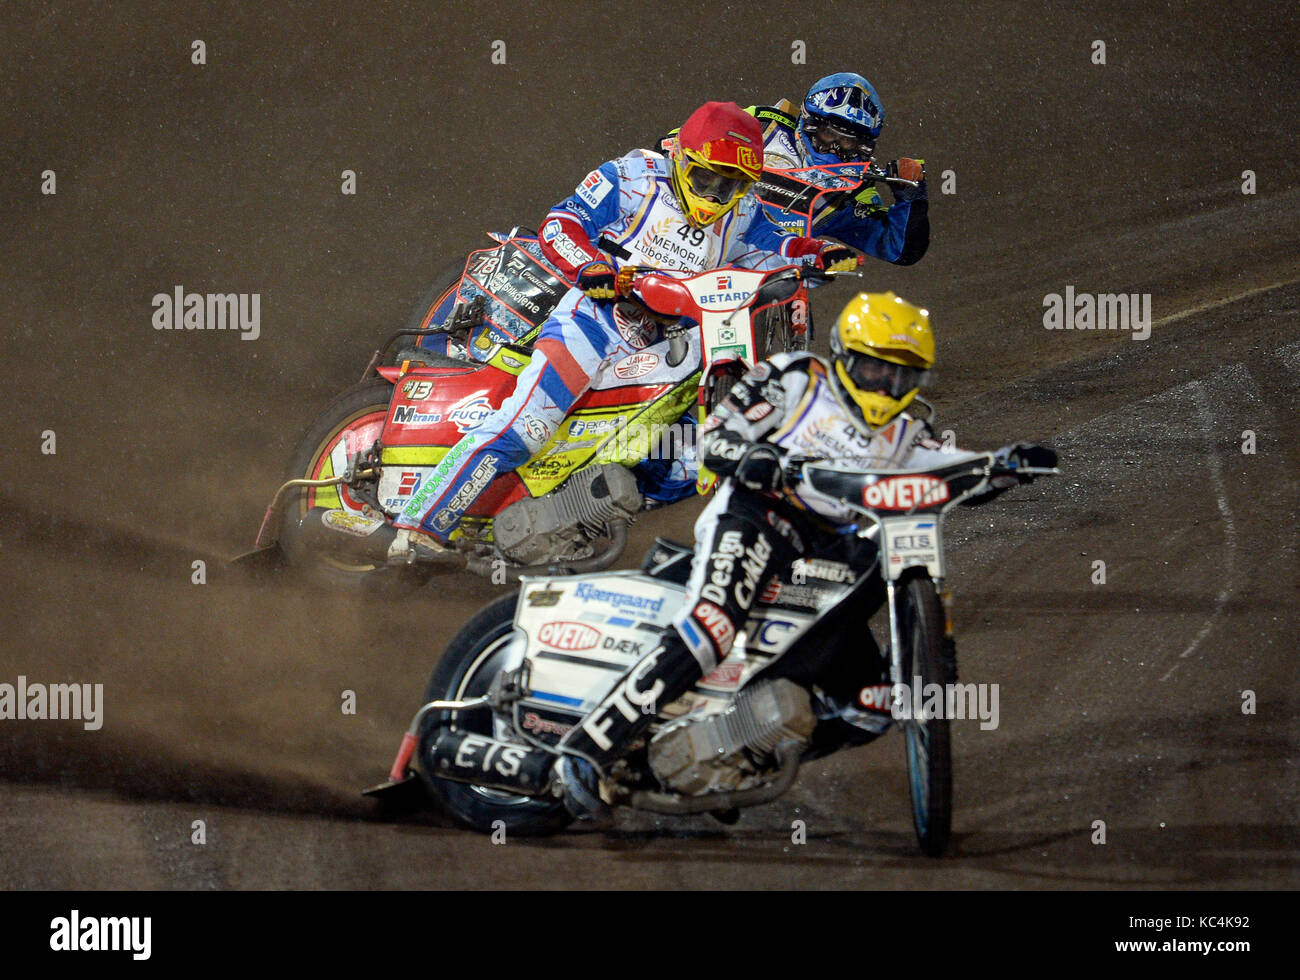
[797,72,885,166]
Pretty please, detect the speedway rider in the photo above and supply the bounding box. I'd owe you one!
[334,101,857,563]
[549,292,1056,818]
[744,72,929,266]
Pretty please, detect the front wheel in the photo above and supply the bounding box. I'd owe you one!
[417,593,573,836]
[897,574,955,856]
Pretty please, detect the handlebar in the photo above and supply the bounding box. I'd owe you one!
[861,164,920,189]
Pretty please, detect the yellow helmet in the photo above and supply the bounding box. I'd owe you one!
[829,291,935,428]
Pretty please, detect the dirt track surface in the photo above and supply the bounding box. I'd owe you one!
[2,2,1297,889]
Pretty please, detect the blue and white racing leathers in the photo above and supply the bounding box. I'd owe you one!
[396,148,825,541]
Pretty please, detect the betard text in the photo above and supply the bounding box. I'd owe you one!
[152,285,261,340]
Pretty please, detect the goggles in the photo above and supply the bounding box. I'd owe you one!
[803,117,877,162]
[843,351,927,397]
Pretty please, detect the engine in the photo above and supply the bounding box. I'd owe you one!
[493,463,642,565]
[647,680,816,796]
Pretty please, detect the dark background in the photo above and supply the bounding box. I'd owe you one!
[1,1,1297,888]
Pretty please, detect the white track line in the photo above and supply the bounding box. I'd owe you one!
[1159,381,1238,682]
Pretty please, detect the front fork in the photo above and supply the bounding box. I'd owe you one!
[884,575,953,689]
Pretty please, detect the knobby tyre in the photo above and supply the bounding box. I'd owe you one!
[278,379,431,593]
[417,592,573,835]
[898,573,954,856]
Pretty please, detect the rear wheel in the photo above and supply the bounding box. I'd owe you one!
[278,379,431,593]
[417,593,573,836]
[898,574,954,856]
[703,361,747,416]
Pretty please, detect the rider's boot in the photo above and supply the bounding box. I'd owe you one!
[552,629,704,820]
[301,508,463,566]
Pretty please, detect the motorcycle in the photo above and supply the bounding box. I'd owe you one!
[245,262,859,588]
[365,451,1057,854]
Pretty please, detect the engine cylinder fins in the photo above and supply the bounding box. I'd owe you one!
[647,680,816,796]
[493,463,642,566]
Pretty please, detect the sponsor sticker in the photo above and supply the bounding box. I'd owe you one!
[522,414,550,444]
[861,475,949,511]
[522,712,574,737]
[699,660,744,691]
[858,684,894,712]
[613,351,660,380]
[321,509,385,537]
[569,416,623,438]
[577,169,613,208]
[447,392,494,432]
[537,621,601,651]
[692,601,735,654]
[525,585,564,608]
[710,344,747,361]
[573,582,666,614]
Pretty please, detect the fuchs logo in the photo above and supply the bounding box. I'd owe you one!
[861,475,949,510]
[402,379,434,399]
[613,352,659,380]
[447,392,494,432]
[537,621,600,651]
[522,414,549,443]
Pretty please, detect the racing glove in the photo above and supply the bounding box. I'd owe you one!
[816,244,861,274]
[576,260,618,301]
[886,158,926,201]
[734,444,786,492]
[995,443,1059,484]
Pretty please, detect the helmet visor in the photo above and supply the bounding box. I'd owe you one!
[684,163,750,205]
[844,351,926,398]
[802,118,876,162]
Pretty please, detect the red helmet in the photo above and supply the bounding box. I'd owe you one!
[670,102,764,227]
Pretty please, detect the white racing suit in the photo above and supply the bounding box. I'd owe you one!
[397,149,825,541]
[554,352,989,785]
